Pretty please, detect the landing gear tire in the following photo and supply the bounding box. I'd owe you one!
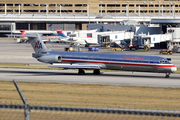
[165,73,170,78]
[93,69,100,75]
[78,69,85,75]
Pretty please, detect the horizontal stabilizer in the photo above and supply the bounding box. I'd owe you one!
[31,63,101,69]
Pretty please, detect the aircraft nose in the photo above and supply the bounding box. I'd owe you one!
[171,66,177,72]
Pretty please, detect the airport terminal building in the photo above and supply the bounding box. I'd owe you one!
[0,0,180,37]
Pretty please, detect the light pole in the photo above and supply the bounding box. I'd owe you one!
[19,4,21,15]
[114,2,117,25]
[158,1,161,16]
[169,2,172,15]
[59,5,61,17]
[149,2,152,16]
[126,1,129,17]
[173,2,175,17]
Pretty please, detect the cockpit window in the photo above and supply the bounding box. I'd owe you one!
[165,60,168,63]
[160,60,168,64]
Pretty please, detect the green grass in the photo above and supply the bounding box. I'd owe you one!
[1,81,180,110]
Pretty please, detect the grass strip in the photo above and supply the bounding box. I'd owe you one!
[0,81,180,110]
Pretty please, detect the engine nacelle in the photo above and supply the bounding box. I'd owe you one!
[37,55,62,63]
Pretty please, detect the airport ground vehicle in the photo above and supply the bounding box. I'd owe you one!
[112,47,129,51]
[64,47,73,51]
[172,45,180,53]
[159,50,173,55]
[88,47,99,51]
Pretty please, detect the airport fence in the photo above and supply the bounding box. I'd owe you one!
[0,80,180,120]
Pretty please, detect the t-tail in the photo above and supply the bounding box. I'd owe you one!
[6,32,51,53]
[55,29,68,39]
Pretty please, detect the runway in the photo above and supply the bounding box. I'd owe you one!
[1,68,180,88]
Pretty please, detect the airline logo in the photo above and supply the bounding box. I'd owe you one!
[35,41,42,49]
[67,32,71,36]
[115,35,117,39]
[58,33,68,38]
[87,33,92,38]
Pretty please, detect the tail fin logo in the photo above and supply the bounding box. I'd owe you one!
[35,41,42,49]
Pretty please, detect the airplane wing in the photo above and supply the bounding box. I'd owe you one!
[5,34,37,38]
[31,63,106,69]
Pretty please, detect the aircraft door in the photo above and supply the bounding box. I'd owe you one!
[98,35,102,44]
[101,36,110,44]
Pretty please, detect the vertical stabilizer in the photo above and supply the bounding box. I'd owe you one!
[28,33,51,53]
[55,29,68,38]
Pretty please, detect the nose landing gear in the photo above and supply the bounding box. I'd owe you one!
[165,73,170,78]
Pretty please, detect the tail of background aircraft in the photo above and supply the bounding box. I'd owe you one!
[55,29,68,39]
[20,30,27,35]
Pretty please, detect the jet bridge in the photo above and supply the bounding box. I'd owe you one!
[98,31,134,47]
[136,33,172,49]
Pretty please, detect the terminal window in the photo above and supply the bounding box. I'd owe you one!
[99,10,105,13]
[74,4,87,7]
[57,4,73,7]
[40,4,46,6]
[49,4,56,6]
[24,10,38,12]
[16,23,28,30]
[7,10,13,12]
[99,4,105,7]
[15,4,21,6]
[40,10,46,12]
[49,10,56,12]
[15,10,21,12]
[107,4,120,7]
[58,10,72,13]
[0,25,11,31]
[75,10,87,13]
[7,4,13,6]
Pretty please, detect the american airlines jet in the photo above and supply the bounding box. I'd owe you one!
[6,33,177,78]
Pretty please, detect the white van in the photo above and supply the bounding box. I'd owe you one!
[172,45,180,53]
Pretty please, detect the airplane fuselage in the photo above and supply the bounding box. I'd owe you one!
[35,51,177,73]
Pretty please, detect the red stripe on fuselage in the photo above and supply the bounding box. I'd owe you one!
[62,59,175,68]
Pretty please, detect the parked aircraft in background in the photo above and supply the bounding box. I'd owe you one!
[56,29,98,47]
[15,30,61,43]
[6,33,177,78]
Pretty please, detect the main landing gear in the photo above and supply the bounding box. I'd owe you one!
[165,73,170,78]
[78,69,101,75]
[78,69,85,75]
[93,69,100,75]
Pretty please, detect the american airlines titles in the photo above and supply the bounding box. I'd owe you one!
[123,56,144,60]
